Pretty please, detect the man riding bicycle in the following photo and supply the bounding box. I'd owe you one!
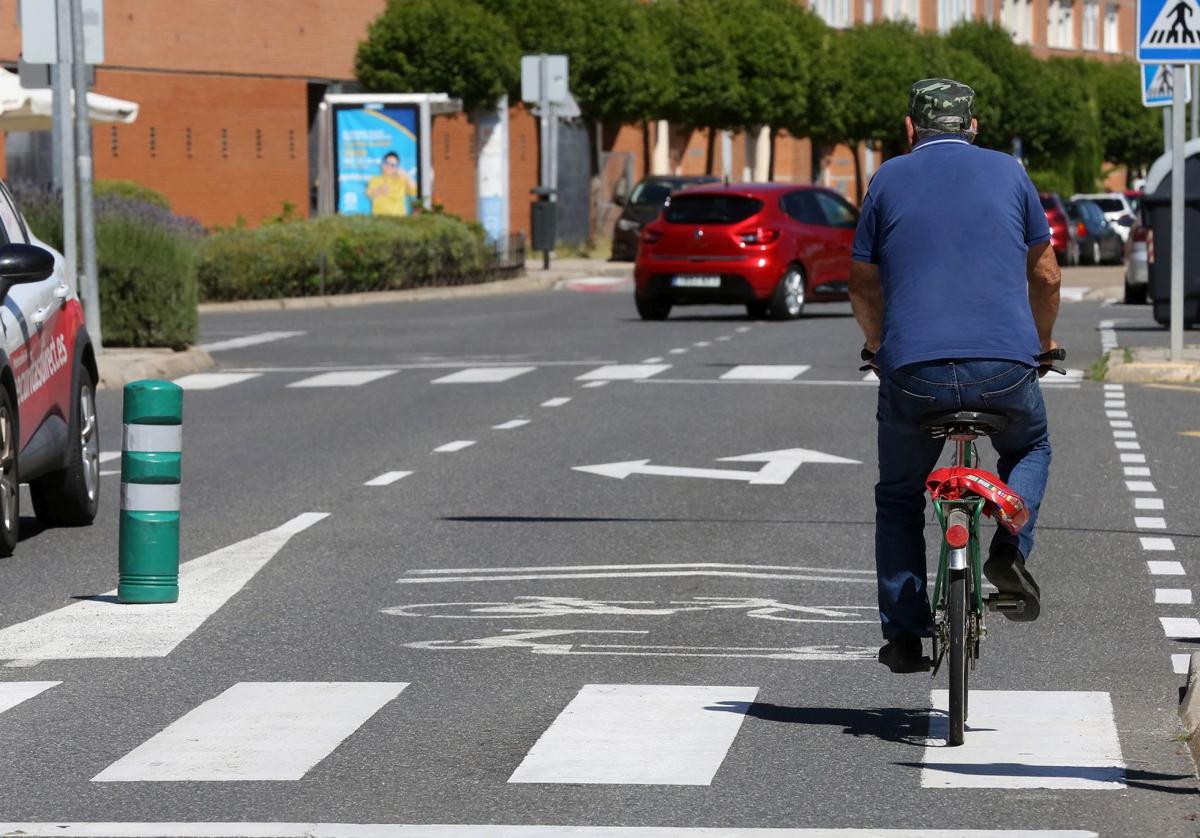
[847,79,1062,674]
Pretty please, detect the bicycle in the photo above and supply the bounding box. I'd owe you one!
[862,347,1066,746]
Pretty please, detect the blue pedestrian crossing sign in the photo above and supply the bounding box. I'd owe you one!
[1139,0,1200,62]
[1143,62,1193,106]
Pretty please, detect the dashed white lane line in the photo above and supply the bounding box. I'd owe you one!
[288,370,397,388]
[197,331,306,353]
[508,684,758,785]
[0,681,59,713]
[94,682,408,782]
[98,451,120,464]
[582,381,608,389]
[1175,654,1192,674]
[432,367,535,384]
[1104,382,1124,390]
[669,348,688,355]
[1126,480,1157,492]
[1124,467,1151,478]
[493,419,530,430]
[1112,430,1137,439]
[922,690,1124,789]
[693,341,712,348]
[1148,560,1185,575]
[1103,400,1126,408]
[720,365,811,381]
[642,357,664,363]
[433,441,476,453]
[1159,617,1200,638]
[1106,410,1129,419]
[174,372,262,391]
[1109,420,1134,428]
[577,364,670,381]
[736,326,752,333]
[0,513,328,661]
[1142,537,1177,551]
[1135,497,1164,509]
[716,335,732,341]
[1120,453,1147,463]
[1135,516,1167,529]
[364,471,412,487]
[1156,589,1193,604]
[541,397,571,407]
[1115,440,1141,450]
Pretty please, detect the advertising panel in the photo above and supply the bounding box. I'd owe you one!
[334,103,421,216]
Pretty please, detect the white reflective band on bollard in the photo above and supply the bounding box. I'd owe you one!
[121,482,182,512]
[123,423,183,453]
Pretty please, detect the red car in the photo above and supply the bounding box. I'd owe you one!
[633,183,855,320]
[1040,192,1080,267]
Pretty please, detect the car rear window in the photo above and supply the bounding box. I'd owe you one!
[1040,196,1056,210]
[664,194,763,224]
[629,179,715,206]
[1090,198,1125,212]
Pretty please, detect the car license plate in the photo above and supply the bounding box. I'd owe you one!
[672,275,721,288]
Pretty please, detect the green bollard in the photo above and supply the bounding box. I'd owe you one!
[118,379,183,604]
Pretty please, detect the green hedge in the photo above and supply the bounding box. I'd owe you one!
[9,182,202,349]
[197,214,496,301]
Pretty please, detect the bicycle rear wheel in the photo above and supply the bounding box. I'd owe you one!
[948,569,968,746]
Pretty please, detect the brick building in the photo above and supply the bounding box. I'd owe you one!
[0,0,1137,235]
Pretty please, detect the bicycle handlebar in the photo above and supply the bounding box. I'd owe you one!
[856,346,1067,376]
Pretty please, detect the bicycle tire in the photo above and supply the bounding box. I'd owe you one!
[948,568,967,746]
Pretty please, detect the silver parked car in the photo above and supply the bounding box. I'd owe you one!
[1071,192,1137,243]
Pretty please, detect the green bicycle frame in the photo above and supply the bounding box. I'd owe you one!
[930,438,987,618]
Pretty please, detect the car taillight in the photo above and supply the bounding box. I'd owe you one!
[1147,228,1155,265]
[739,228,780,245]
[1133,225,1150,242]
[641,228,662,245]
[1076,222,1088,237]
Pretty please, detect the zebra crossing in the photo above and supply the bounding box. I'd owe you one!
[170,364,1088,392]
[0,680,1126,790]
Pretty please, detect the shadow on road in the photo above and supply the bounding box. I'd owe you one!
[707,700,933,746]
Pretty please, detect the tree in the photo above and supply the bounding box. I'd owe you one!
[1093,60,1164,180]
[647,0,745,173]
[355,0,521,113]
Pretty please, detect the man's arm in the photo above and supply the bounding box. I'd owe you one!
[1027,241,1061,353]
[849,260,883,353]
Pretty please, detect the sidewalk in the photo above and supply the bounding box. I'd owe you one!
[96,347,214,391]
[1105,344,1200,383]
[1061,263,1123,302]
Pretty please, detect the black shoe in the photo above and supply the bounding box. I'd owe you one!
[878,634,930,673]
[984,544,1041,622]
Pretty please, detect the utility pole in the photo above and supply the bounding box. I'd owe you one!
[70,0,101,351]
[53,0,77,288]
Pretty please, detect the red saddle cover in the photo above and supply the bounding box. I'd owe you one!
[925,467,1029,535]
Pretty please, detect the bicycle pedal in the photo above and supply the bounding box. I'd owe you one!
[985,593,1026,613]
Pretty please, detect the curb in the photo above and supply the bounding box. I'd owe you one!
[1179,652,1200,767]
[1105,348,1200,383]
[97,347,214,391]
[197,273,563,314]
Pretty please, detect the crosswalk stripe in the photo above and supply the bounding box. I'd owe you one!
[288,370,398,388]
[1156,588,1193,604]
[577,364,670,381]
[1148,560,1185,574]
[197,331,305,353]
[720,365,811,381]
[922,690,1124,789]
[0,513,328,661]
[432,367,536,384]
[1160,617,1200,638]
[0,826,1103,837]
[174,372,261,391]
[1142,537,1176,551]
[509,684,757,785]
[93,682,408,782]
[0,681,58,713]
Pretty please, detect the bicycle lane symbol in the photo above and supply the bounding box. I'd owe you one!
[386,597,879,661]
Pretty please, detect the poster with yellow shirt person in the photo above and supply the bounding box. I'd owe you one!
[366,152,419,216]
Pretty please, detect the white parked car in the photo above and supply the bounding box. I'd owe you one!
[1071,192,1137,243]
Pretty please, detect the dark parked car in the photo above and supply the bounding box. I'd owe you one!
[611,175,720,261]
[1066,199,1124,265]
[634,183,854,320]
[1040,192,1080,267]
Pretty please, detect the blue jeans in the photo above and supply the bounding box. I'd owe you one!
[875,359,1051,640]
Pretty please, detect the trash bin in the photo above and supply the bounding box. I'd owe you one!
[531,187,557,253]
[1142,139,1200,328]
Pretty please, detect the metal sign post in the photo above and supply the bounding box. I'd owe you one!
[520,54,569,270]
[1138,0,1200,361]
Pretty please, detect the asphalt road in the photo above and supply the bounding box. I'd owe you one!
[0,274,1197,837]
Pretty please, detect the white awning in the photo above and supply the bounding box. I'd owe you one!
[0,68,138,131]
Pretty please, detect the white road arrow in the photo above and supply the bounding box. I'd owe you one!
[573,447,859,485]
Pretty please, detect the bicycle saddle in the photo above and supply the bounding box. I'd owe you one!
[920,409,1008,437]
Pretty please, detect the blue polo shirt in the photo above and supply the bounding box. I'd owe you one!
[851,136,1049,374]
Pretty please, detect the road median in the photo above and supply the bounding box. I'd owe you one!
[97,347,214,390]
[1104,345,1200,383]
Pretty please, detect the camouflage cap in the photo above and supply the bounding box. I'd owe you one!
[908,78,975,132]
